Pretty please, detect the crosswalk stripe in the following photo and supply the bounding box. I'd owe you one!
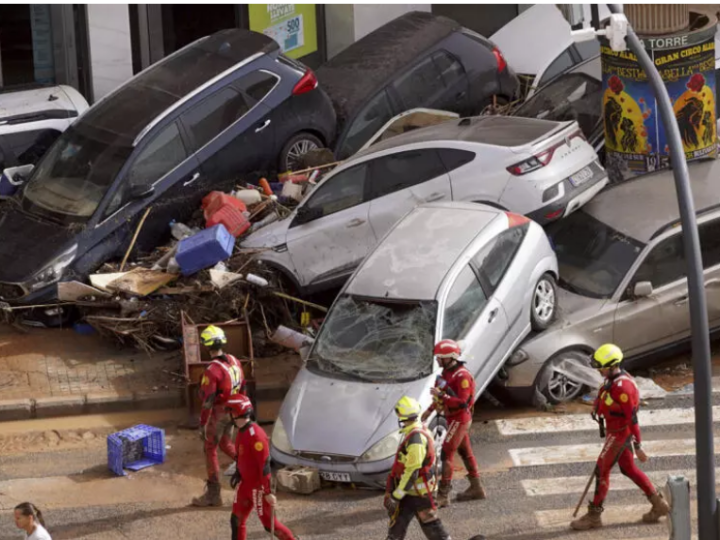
[497,406,720,436]
[522,468,707,496]
[536,501,698,530]
[510,437,718,467]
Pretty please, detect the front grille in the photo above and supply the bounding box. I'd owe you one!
[0,283,25,301]
[295,452,357,464]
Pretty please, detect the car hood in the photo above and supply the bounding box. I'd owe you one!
[555,285,606,322]
[239,217,290,249]
[0,206,75,282]
[279,368,433,456]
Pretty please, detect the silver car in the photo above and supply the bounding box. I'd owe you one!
[270,202,558,485]
[242,115,605,296]
[501,159,720,404]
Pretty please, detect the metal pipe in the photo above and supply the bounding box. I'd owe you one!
[606,4,717,538]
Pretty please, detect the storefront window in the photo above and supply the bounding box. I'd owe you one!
[0,5,56,87]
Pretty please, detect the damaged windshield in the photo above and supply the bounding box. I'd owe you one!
[23,124,131,221]
[547,210,645,299]
[309,295,437,382]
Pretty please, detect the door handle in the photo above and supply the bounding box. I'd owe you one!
[456,91,467,100]
[424,193,445,203]
[488,308,498,323]
[255,119,271,133]
[674,295,689,306]
[346,218,366,228]
[183,172,200,187]
[705,279,720,288]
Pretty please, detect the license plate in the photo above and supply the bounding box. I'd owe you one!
[570,166,594,187]
[320,471,352,483]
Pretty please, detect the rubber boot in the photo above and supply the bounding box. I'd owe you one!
[456,476,486,502]
[191,480,222,507]
[642,491,670,523]
[570,503,603,530]
[436,481,452,508]
[419,519,451,540]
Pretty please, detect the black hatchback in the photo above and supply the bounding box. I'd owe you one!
[0,29,335,303]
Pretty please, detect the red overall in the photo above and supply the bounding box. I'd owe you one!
[428,363,479,483]
[231,422,296,540]
[199,354,244,482]
[591,370,655,506]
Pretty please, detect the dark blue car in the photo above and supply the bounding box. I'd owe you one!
[0,29,336,303]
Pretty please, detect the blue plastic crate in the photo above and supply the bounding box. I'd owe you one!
[176,224,234,276]
[107,424,165,476]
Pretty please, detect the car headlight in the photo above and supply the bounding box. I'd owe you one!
[506,349,529,367]
[360,430,401,463]
[271,417,294,454]
[27,244,78,292]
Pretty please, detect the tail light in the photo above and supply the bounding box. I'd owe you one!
[492,47,507,73]
[292,69,318,96]
[506,212,530,228]
[506,129,585,176]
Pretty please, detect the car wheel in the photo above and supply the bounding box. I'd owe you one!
[542,350,590,404]
[279,132,322,172]
[531,273,557,331]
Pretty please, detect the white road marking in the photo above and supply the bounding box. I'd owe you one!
[510,438,719,467]
[535,503,695,529]
[497,406,720,436]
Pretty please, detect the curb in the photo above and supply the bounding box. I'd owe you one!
[0,389,186,422]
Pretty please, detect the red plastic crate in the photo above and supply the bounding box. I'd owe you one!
[206,204,250,237]
[202,191,246,220]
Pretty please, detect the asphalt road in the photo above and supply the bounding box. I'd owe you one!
[0,387,714,540]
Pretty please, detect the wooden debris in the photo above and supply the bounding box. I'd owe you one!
[58,281,110,302]
[107,268,178,297]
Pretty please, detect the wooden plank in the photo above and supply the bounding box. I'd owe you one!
[107,268,178,297]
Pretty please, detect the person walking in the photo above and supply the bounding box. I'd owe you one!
[570,343,670,530]
[225,394,298,540]
[385,396,452,540]
[422,339,484,507]
[192,325,246,507]
[14,503,51,540]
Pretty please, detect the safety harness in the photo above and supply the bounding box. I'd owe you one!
[390,425,437,509]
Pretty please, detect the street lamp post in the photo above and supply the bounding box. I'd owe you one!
[604,5,718,539]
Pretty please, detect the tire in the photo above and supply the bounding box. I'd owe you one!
[530,273,557,332]
[540,350,591,404]
[278,132,322,172]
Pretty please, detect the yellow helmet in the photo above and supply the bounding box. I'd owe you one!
[395,396,421,422]
[591,343,623,369]
[200,325,227,348]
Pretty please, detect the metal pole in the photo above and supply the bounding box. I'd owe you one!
[606,5,717,539]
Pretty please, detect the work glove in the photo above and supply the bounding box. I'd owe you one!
[384,494,399,518]
[230,470,242,489]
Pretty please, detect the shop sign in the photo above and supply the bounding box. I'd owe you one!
[249,4,318,60]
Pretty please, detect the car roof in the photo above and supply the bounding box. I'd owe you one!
[351,115,563,158]
[345,202,502,301]
[77,29,278,145]
[584,159,720,242]
[316,11,460,129]
[0,85,79,122]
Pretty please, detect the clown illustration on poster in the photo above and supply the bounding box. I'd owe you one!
[601,23,717,181]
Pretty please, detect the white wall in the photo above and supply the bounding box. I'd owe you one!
[353,4,431,41]
[86,4,133,102]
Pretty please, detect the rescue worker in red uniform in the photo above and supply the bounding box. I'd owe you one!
[422,339,484,507]
[192,325,245,507]
[571,343,670,530]
[225,394,297,540]
[385,396,456,540]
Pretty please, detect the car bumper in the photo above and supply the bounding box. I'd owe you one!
[528,174,609,225]
[0,281,57,304]
[270,445,393,486]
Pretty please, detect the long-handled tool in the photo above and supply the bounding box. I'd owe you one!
[572,436,630,517]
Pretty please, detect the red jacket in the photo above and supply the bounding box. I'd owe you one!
[429,363,476,423]
[199,354,244,425]
[235,421,272,494]
[595,370,642,443]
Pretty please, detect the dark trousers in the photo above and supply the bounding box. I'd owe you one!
[387,495,451,540]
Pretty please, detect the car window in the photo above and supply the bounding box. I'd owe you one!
[443,265,488,340]
[340,90,394,158]
[368,150,446,198]
[633,234,686,289]
[437,148,475,172]
[181,87,250,151]
[128,122,188,189]
[302,163,368,219]
[538,47,575,87]
[433,51,465,87]
[574,40,600,61]
[1,129,61,166]
[392,55,446,109]
[234,70,279,104]
[473,225,528,293]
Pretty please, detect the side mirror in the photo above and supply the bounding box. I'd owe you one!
[294,205,320,225]
[128,184,155,200]
[633,281,653,298]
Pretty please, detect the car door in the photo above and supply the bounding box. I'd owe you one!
[441,264,509,395]
[391,55,449,112]
[285,162,375,289]
[337,89,396,159]
[367,149,451,239]
[432,50,471,114]
[613,231,690,356]
[695,216,720,327]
